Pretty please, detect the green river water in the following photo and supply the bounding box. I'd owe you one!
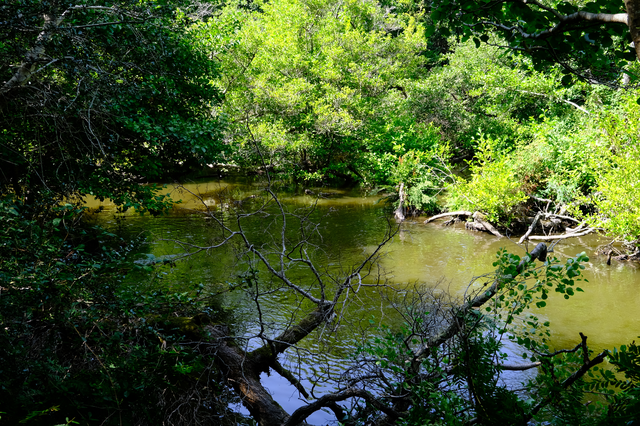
[86,178,640,423]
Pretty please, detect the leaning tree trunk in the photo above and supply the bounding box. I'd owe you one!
[1,13,64,95]
[204,324,291,426]
[195,304,335,426]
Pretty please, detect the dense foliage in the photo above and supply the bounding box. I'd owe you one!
[0,197,237,425]
[4,0,640,424]
[207,0,453,211]
[429,0,640,84]
[0,0,223,211]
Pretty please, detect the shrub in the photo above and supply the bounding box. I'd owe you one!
[445,135,526,223]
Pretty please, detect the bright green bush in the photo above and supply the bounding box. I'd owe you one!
[216,0,429,182]
[589,93,640,244]
[445,136,526,223]
[364,118,452,213]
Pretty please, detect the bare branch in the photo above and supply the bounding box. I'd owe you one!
[526,333,608,420]
[519,211,543,244]
[527,228,595,241]
[475,10,627,41]
[67,20,140,30]
[283,388,400,426]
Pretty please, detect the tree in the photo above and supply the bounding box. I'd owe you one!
[0,0,223,211]
[212,0,451,191]
[430,0,640,84]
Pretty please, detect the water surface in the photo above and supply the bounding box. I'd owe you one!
[87,178,640,423]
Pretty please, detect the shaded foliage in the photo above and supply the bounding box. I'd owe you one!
[0,0,223,211]
[0,196,237,425]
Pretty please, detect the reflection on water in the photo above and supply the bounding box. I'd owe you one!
[88,178,640,423]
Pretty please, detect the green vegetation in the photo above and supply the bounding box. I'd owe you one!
[0,197,236,425]
[4,0,640,424]
[1,0,223,211]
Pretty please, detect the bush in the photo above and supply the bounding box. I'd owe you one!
[589,93,640,244]
[445,135,526,223]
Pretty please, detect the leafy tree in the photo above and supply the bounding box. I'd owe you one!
[588,91,640,245]
[408,39,572,153]
[213,0,449,186]
[0,0,223,211]
[430,0,640,84]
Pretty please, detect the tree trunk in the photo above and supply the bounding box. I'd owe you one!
[1,13,65,95]
[626,0,640,60]
[204,324,291,426]
[194,304,334,426]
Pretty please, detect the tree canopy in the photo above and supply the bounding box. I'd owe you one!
[430,0,640,84]
[0,0,223,211]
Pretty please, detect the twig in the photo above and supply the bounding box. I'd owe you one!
[519,212,542,244]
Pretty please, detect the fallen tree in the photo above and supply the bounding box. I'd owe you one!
[426,209,597,244]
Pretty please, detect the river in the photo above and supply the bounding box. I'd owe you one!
[86,178,640,424]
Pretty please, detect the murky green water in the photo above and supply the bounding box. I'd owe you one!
[87,178,640,422]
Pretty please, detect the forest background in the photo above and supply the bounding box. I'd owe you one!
[3,0,640,425]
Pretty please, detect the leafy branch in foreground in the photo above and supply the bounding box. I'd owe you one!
[337,244,610,425]
[0,196,241,425]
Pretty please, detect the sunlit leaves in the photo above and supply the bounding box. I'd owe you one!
[215,0,431,182]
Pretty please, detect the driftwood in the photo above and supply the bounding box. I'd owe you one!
[468,212,502,237]
[427,209,588,242]
[424,210,473,223]
[519,212,543,244]
[425,210,501,237]
[519,211,588,244]
[465,221,489,233]
[527,228,595,241]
